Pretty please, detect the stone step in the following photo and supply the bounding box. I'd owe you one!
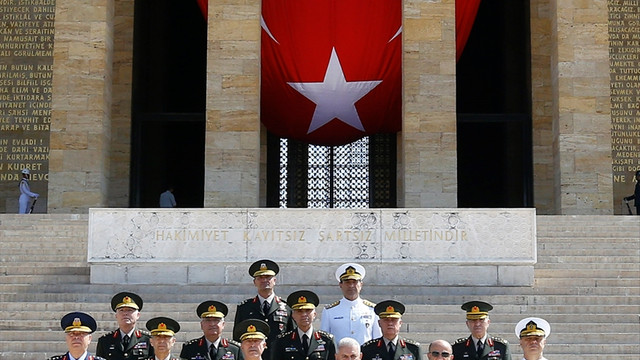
[533,268,639,278]
[0,266,90,275]
[0,274,90,284]
[536,258,639,267]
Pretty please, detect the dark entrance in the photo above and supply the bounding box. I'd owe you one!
[130,1,207,207]
[456,1,533,207]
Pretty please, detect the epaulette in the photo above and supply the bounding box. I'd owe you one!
[362,299,376,307]
[362,338,379,347]
[184,338,201,345]
[316,330,334,339]
[453,337,467,345]
[324,300,340,309]
[491,336,509,344]
[136,329,151,337]
[238,298,253,305]
[404,338,420,347]
[48,356,64,360]
[277,330,295,339]
[228,339,242,348]
[101,330,118,338]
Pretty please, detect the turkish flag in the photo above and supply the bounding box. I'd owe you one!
[261,0,402,146]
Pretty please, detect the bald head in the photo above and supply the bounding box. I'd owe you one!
[427,340,453,360]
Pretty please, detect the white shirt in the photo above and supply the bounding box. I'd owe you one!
[320,297,381,345]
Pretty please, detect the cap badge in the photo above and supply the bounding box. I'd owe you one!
[527,322,537,331]
[260,263,267,271]
[298,296,307,304]
[158,323,167,330]
[247,325,256,333]
[345,267,356,275]
[123,296,133,304]
[386,306,395,312]
[73,318,82,327]
[208,305,217,312]
[471,306,480,313]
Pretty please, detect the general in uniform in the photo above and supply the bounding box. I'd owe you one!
[270,290,336,360]
[320,263,381,345]
[233,260,294,360]
[180,300,242,360]
[361,300,422,360]
[515,317,551,360]
[48,311,106,360]
[234,319,270,360]
[96,292,153,360]
[146,316,181,360]
[452,301,511,360]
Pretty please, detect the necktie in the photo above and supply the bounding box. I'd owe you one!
[122,334,130,349]
[209,344,216,360]
[302,334,309,354]
[477,340,484,356]
[262,300,270,315]
[387,342,395,360]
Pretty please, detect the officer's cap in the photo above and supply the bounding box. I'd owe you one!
[375,300,405,319]
[515,317,551,338]
[197,300,228,319]
[61,312,97,333]
[462,301,493,320]
[146,317,180,336]
[335,263,366,282]
[287,290,319,310]
[233,319,270,341]
[111,292,143,311]
[249,259,279,277]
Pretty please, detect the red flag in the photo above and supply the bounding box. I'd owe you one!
[261,0,402,146]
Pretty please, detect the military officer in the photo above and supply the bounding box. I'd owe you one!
[515,317,551,360]
[234,319,270,360]
[48,311,106,360]
[180,300,242,360]
[146,317,181,360]
[452,301,511,360]
[233,259,294,360]
[361,300,422,360]
[320,263,381,345]
[271,290,336,360]
[96,292,153,360]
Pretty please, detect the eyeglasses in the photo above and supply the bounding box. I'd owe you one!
[430,351,451,358]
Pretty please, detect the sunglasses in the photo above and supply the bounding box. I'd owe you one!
[430,351,451,358]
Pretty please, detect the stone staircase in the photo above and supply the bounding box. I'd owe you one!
[0,214,638,360]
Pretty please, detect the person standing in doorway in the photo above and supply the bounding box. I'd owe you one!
[18,168,38,213]
[159,186,177,208]
[624,170,640,215]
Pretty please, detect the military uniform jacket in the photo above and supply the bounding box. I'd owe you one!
[361,337,422,360]
[48,352,106,360]
[146,357,179,360]
[179,336,242,360]
[233,295,293,360]
[270,329,335,360]
[320,297,381,345]
[96,329,154,360]
[452,335,511,360]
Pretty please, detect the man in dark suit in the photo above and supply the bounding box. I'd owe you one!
[233,259,294,360]
[361,300,422,360]
[48,312,106,360]
[270,290,336,360]
[181,300,242,360]
[452,301,511,360]
[96,292,153,360]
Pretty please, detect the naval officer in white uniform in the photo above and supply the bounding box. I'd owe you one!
[320,263,381,345]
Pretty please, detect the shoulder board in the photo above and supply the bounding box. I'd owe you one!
[403,339,420,347]
[238,297,256,305]
[138,329,151,336]
[491,336,509,344]
[324,300,340,309]
[362,338,380,347]
[315,330,333,339]
[275,296,282,303]
[184,338,202,346]
[453,338,468,345]
[277,330,295,339]
[48,356,64,360]
[101,330,117,339]
[362,299,376,307]
[228,339,242,348]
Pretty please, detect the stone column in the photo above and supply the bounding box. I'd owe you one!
[49,0,114,212]
[401,0,457,207]
[550,0,613,214]
[205,0,261,207]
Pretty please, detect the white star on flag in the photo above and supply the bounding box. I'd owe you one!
[288,48,382,134]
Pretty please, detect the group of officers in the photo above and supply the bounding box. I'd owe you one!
[50,260,552,360]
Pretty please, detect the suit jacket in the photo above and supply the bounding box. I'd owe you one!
[270,329,335,360]
[48,352,106,360]
[96,329,154,360]
[452,335,511,360]
[180,336,242,360]
[233,295,294,360]
[361,337,422,360]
